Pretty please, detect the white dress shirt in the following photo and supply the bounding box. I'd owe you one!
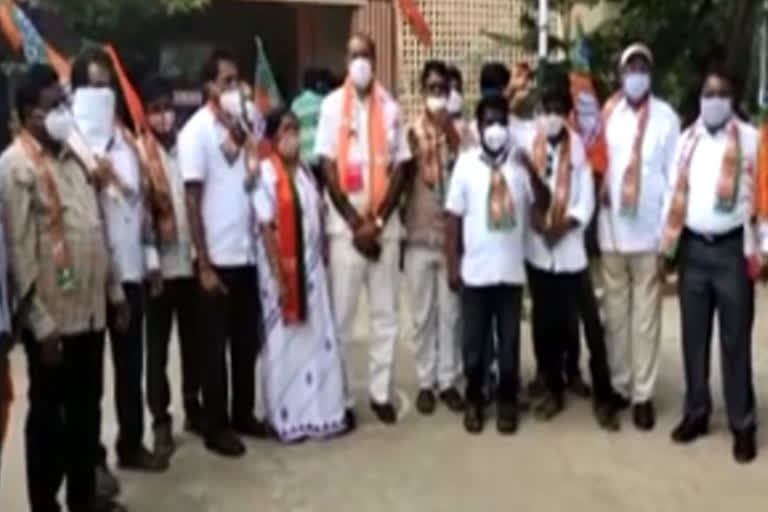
[313,85,412,241]
[100,129,147,284]
[663,118,759,246]
[445,147,533,286]
[0,194,11,335]
[598,95,680,253]
[522,131,595,273]
[178,106,254,268]
[144,144,195,279]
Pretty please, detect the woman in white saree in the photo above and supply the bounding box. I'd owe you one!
[252,107,347,442]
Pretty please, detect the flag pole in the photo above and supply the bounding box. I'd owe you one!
[538,0,548,59]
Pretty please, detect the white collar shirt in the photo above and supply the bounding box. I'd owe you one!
[444,147,533,286]
[313,85,412,241]
[522,130,595,273]
[598,95,680,253]
[177,106,254,267]
[100,128,147,283]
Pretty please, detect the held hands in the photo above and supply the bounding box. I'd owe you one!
[113,300,132,333]
[148,270,164,298]
[447,263,461,293]
[352,215,382,261]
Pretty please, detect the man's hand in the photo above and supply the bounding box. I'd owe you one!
[514,148,536,175]
[113,300,131,333]
[353,235,382,261]
[199,264,228,295]
[148,270,164,298]
[354,217,381,244]
[447,263,461,293]
[40,335,63,367]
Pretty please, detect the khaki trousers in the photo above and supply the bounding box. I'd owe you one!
[601,252,661,403]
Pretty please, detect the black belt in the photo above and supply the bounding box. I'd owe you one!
[683,226,743,245]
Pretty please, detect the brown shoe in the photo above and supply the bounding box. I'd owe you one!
[153,423,176,460]
[633,401,656,431]
[416,389,437,415]
[463,403,484,434]
[439,387,466,413]
[118,445,168,473]
[534,392,565,421]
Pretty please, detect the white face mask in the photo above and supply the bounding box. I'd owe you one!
[348,57,373,90]
[700,97,733,128]
[425,95,447,114]
[44,105,74,142]
[219,88,245,120]
[542,114,565,138]
[482,123,509,154]
[72,87,116,154]
[447,89,463,115]
[622,72,651,101]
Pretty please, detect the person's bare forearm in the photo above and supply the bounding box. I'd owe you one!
[445,213,461,273]
[184,183,212,268]
[319,158,363,230]
[376,159,416,223]
[518,155,552,213]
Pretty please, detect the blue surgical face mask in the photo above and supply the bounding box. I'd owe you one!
[622,72,650,101]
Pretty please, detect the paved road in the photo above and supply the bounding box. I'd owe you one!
[1,289,767,511]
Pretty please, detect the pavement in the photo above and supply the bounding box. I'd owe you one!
[1,287,768,512]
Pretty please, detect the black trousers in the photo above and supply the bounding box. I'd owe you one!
[462,285,522,406]
[200,266,262,433]
[527,265,580,396]
[101,282,145,461]
[146,277,202,428]
[678,229,756,433]
[25,330,104,512]
[571,269,614,401]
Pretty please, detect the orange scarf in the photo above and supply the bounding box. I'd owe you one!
[337,80,389,213]
[17,131,74,291]
[756,120,768,220]
[136,132,177,243]
[271,154,307,324]
[531,128,572,227]
[602,94,650,216]
[487,163,516,229]
[661,120,743,258]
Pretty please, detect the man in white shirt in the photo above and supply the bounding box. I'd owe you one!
[70,49,167,476]
[445,95,551,435]
[179,49,266,458]
[661,63,758,464]
[314,33,413,426]
[598,43,680,430]
[140,75,202,461]
[521,71,619,431]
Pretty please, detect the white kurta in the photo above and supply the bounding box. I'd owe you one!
[252,160,346,442]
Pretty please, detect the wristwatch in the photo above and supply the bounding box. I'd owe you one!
[374,216,385,230]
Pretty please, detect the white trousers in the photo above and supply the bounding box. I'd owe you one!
[329,236,400,405]
[404,246,461,391]
[601,252,662,403]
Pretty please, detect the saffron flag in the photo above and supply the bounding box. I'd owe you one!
[568,24,608,176]
[0,0,70,80]
[254,36,282,114]
[103,43,147,132]
[396,0,431,47]
[756,108,768,221]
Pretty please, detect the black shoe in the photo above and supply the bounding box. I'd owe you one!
[370,401,397,425]
[83,497,128,512]
[610,392,631,410]
[94,463,120,500]
[153,423,176,460]
[416,389,437,415]
[527,373,547,398]
[733,430,757,464]
[439,387,466,413]
[344,408,358,433]
[463,403,484,434]
[671,417,709,444]
[233,417,269,439]
[118,446,169,473]
[567,374,592,398]
[633,401,656,431]
[496,403,519,435]
[205,430,246,458]
[593,401,620,432]
[534,392,565,421]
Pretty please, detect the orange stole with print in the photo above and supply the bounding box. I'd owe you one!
[488,168,515,230]
[532,128,572,227]
[336,80,389,213]
[271,154,307,324]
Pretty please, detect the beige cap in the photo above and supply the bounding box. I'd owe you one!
[620,43,653,68]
